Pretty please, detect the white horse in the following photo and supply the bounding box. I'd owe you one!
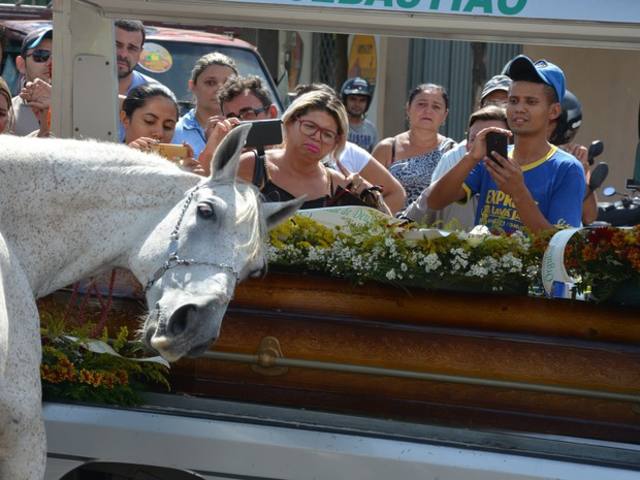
[0,125,302,479]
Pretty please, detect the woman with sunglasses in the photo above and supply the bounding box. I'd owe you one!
[237,90,391,213]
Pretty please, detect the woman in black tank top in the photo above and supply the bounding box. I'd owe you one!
[236,90,391,214]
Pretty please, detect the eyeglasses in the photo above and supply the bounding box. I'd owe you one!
[225,106,269,121]
[297,119,338,144]
[25,49,51,63]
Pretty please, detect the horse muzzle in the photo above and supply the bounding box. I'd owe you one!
[145,294,230,362]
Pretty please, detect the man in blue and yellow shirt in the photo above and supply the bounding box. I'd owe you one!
[426,55,585,234]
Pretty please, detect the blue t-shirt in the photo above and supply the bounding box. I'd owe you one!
[462,145,585,233]
[172,108,207,158]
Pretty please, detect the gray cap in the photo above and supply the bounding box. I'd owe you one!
[480,75,512,102]
[21,27,53,56]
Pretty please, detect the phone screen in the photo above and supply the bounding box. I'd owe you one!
[485,132,508,163]
[151,143,190,162]
[244,119,283,148]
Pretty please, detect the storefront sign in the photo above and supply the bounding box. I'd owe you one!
[348,35,377,87]
[232,0,640,24]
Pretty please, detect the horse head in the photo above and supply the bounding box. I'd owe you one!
[133,124,303,361]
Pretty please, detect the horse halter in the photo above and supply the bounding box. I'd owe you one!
[143,184,240,294]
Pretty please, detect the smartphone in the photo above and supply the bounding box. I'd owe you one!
[151,143,190,161]
[485,131,508,163]
[243,119,283,149]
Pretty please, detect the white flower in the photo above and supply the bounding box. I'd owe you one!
[467,263,489,278]
[423,253,442,272]
[451,248,469,271]
[467,225,491,247]
[500,252,523,273]
[469,225,491,236]
[386,269,397,280]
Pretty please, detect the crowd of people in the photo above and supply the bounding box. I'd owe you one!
[0,19,599,235]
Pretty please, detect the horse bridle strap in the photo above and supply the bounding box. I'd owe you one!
[144,184,239,293]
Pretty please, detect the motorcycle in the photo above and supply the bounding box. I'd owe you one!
[597,179,640,226]
[595,102,640,227]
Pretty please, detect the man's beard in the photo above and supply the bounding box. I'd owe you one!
[117,57,134,79]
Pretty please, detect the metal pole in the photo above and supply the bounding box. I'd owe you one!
[202,350,640,404]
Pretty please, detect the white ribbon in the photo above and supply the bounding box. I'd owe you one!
[541,228,583,295]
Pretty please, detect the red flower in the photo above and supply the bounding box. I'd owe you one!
[588,227,614,244]
[582,244,598,262]
[627,247,640,271]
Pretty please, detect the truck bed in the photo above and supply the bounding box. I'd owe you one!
[44,392,640,480]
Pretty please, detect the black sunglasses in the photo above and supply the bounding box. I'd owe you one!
[26,49,51,63]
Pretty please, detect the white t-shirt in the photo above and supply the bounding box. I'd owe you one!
[431,140,467,182]
[326,141,371,173]
[340,141,371,173]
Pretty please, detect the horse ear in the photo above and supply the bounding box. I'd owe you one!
[210,123,252,181]
[262,197,306,230]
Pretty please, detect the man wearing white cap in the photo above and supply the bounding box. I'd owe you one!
[425,55,585,234]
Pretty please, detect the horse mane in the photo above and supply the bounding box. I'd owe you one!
[234,181,268,263]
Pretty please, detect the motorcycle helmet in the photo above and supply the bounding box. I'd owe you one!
[550,89,582,146]
[340,77,373,112]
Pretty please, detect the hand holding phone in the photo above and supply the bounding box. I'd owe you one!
[151,143,190,162]
[485,131,508,164]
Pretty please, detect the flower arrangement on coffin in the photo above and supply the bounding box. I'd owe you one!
[564,225,640,304]
[268,215,540,294]
[40,308,170,406]
[269,214,640,303]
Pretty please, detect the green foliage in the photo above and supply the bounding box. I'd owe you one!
[41,320,170,406]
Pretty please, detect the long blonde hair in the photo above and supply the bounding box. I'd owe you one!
[0,77,14,133]
[282,90,348,158]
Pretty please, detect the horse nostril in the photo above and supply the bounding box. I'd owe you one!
[168,304,196,337]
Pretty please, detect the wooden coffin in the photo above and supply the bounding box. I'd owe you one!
[42,271,640,443]
[167,273,640,443]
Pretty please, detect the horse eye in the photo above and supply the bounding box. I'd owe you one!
[196,201,216,219]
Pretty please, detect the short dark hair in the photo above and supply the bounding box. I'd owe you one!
[115,19,146,46]
[407,83,449,110]
[293,82,336,99]
[218,75,272,110]
[468,104,507,130]
[122,84,178,120]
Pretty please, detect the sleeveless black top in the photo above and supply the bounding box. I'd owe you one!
[252,152,333,209]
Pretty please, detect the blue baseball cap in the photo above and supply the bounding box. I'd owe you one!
[21,27,53,56]
[504,55,565,103]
